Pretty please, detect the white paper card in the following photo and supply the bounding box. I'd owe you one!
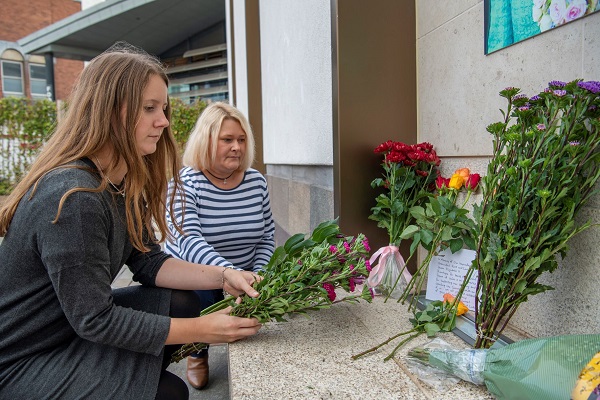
[425,248,478,310]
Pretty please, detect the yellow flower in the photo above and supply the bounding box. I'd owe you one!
[448,173,465,189]
[443,293,469,316]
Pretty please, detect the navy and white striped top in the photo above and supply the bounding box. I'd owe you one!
[165,167,275,272]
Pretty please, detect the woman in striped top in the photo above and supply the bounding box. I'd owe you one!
[165,102,275,390]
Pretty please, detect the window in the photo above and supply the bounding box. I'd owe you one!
[2,60,24,97]
[29,64,47,98]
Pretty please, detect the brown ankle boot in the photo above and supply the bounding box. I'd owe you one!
[186,354,209,389]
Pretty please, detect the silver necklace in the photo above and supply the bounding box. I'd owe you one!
[94,155,125,197]
[205,169,235,184]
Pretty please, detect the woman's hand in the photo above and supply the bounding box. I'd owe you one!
[197,306,262,344]
[223,268,262,298]
[166,304,262,345]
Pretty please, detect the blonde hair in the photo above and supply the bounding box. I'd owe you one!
[0,42,183,251]
[182,102,255,171]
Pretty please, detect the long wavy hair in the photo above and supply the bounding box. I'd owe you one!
[0,42,183,251]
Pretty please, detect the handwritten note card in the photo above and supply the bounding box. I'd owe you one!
[425,248,478,310]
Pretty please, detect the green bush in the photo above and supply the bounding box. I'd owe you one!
[170,97,208,152]
[0,96,207,194]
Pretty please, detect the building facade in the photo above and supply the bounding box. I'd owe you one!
[230,0,599,340]
[0,0,83,100]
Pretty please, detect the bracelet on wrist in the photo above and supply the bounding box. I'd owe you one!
[221,267,227,289]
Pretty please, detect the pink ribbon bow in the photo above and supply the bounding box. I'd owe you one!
[367,245,407,288]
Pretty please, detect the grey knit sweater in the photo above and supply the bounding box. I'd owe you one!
[0,159,171,397]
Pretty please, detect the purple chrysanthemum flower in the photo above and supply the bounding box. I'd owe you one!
[365,259,372,272]
[518,106,530,111]
[570,141,580,146]
[549,80,566,88]
[536,123,546,131]
[578,80,600,94]
[369,288,375,299]
[329,245,337,254]
[348,277,356,292]
[513,94,527,100]
[553,89,567,97]
[297,260,303,265]
[529,95,541,101]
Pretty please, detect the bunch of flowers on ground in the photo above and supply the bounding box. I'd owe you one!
[171,219,373,363]
[369,141,441,247]
[355,168,479,361]
[472,79,600,349]
[405,334,600,400]
[367,141,440,298]
[396,167,479,309]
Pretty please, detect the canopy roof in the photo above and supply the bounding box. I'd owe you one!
[18,0,225,61]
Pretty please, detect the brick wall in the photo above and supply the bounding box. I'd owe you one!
[0,0,81,40]
[0,0,83,100]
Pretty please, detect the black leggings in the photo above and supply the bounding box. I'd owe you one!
[155,289,201,400]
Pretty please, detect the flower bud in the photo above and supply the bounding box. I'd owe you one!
[454,168,470,180]
[436,176,449,190]
[465,173,481,191]
[448,174,465,190]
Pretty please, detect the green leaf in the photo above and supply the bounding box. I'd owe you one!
[420,229,434,246]
[449,238,463,253]
[502,253,523,275]
[424,323,441,337]
[417,313,433,322]
[400,225,419,239]
[310,220,340,242]
[463,235,476,250]
[283,233,307,253]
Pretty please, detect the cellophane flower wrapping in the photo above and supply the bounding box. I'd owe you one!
[406,334,600,400]
[405,338,485,391]
[366,245,409,299]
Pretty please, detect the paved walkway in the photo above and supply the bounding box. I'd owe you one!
[112,266,230,400]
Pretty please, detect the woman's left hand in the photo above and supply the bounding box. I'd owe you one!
[223,269,262,298]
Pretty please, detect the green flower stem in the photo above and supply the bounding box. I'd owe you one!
[351,327,422,360]
[383,332,424,361]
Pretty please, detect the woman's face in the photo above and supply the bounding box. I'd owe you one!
[134,74,169,156]
[213,118,246,172]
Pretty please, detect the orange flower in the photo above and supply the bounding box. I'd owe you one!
[443,293,469,316]
[448,173,465,189]
[454,168,470,180]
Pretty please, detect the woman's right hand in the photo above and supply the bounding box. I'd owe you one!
[196,306,261,344]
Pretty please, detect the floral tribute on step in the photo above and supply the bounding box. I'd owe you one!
[171,219,373,363]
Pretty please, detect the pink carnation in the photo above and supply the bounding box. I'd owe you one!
[343,241,351,253]
[362,238,370,252]
[323,283,336,301]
